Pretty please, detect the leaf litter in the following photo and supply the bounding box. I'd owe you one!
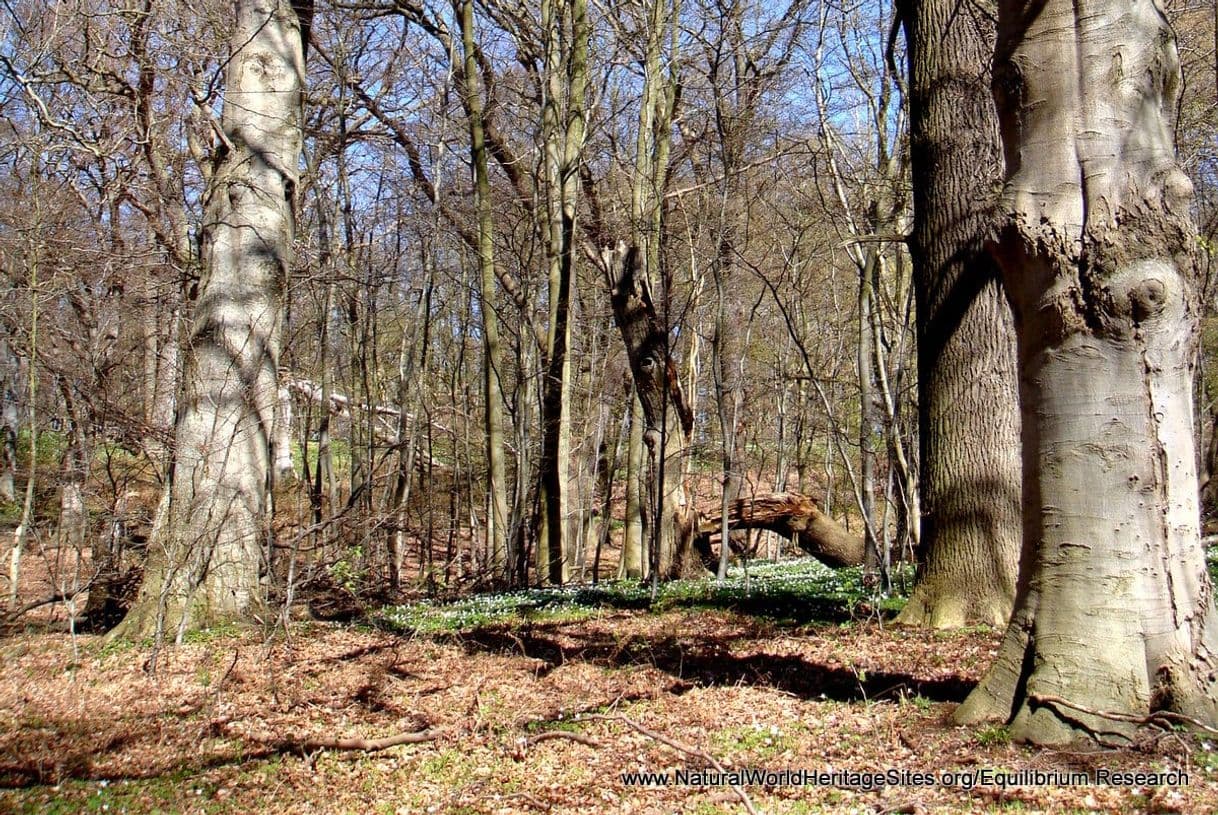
[1,599,1214,813]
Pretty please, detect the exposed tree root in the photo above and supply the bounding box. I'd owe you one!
[1030,694,1218,737]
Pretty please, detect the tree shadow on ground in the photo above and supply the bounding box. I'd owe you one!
[0,720,275,789]
[446,623,975,705]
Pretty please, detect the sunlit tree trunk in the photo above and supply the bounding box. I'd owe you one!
[538,0,589,585]
[115,0,309,640]
[620,394,645,578]
[955,0,1218,743]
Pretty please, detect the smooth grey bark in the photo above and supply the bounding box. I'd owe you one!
[114,0,308,640]
[619,393,646,578]
[896,0,1022,628]
[955,0,1218,744]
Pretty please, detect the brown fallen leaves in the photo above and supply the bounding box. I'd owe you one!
[0,610,1213,814]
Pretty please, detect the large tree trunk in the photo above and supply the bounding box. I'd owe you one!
[955,0,1218,744]
[896,0,1022,628]
[114,0,308,640]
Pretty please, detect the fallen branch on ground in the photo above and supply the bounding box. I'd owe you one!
[580,714,759,815]
[524,730,602,748]
[694,492,864,569]
[226,722,441,754]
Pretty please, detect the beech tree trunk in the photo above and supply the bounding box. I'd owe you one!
[896,0,1022,628]
[955,0,1218,743]
[114,0,308,640]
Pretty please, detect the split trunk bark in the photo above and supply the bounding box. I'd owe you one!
[602,244,699,579]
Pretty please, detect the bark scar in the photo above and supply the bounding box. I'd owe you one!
[1138,336,1178,629]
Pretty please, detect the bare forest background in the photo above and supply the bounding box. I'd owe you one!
[0,0,1214,623]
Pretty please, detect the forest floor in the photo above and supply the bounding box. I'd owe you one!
[1,561,1215,814]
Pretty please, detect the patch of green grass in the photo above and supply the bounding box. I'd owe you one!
[93,635,145,661]
[182,621,244,644]
[9,768,224,815]
[417,748,475,786]
[374,558,915,635]
[93,440,149,473]
[1195,738,1218,771]
[975,725,1012,746]
[0,499,21,523]
[17,428,67,470]
[713,722,797,759]
[294,437,353,479]
[523,715,586,734]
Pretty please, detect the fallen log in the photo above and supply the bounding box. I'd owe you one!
[694,492,865,568]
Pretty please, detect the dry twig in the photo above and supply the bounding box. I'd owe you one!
[524,730,602,748]
[230,724,440,754]
[581,714,760,815]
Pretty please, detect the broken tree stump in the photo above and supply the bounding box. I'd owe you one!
[694,492,865,569]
